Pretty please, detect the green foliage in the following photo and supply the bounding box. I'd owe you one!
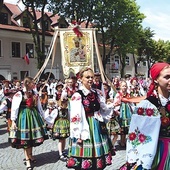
[21,0,170,75]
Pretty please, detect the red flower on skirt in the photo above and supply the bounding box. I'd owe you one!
[67,157,76,167]
[82,159,92,169]
[96,158,103,169]
[161,117,170,127]
[129,132,136,141]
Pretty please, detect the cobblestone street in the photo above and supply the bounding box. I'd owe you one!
[0,114,126,170]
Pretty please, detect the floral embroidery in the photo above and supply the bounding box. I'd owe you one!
[21,140,27,145]
[96,158,103,168]
[165,101,170,112]
[35,138,44,143]
[161,117,170,127]
[71,95,81,101]
[81,159,92,169]
[14,93,21,97]
[71,96,76,101]
[71,114,81,124]
[146,108,154,116]
[83,99,90,105]
[137,107,144,115]
[127,127,152,148]
[136,107,159,116]
[105,153,112,165]
[67,157,79,167]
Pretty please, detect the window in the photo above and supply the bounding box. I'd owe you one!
[125,56,130,65]
[107,55,110,64]
[26,43,34,58]
[112,55,119,70]
[0,12,8,24]
[20,71,29,80]
[60,24,66,28]
[23,16,30,28]
[143,61,147,66]
[114,55,119,65]
[45,45,50,57]
[12,42,20,58]
[44,20,49,31]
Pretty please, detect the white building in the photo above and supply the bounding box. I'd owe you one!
[0,1,148,81]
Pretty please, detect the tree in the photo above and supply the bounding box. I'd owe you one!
[49,0,145,78]
[48,0,98,26]
[93,0,145,77]
[22,0,50,69]
[136,27,155,76]
[0,0,3,12]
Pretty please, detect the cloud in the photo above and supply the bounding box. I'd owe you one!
[136,0,170,41]
[140,7,170,41]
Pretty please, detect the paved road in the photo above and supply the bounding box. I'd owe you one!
[0,114,126,170]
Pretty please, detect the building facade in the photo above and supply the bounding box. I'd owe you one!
[0,1,148,81]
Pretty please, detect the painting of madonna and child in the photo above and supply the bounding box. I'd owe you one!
[60,29,93,67]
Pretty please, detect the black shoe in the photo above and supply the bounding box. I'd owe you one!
[62,151,68,158]
[25,159,33,170]
[59,154,67,162]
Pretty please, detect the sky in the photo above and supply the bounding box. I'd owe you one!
[4,0,170,41]
[136,0,170,41]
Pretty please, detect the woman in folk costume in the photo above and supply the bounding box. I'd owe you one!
[66,67,116,170]
[113,80,134,147]
[120,62,170,170]
[9,77,48,170]
[44,99,69,162]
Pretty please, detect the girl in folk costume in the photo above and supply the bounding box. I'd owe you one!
[113,80,134,147]
[0,89,16,132]
[9,77,48,170]
[120,62,170,170]
[38,81,50,110]
[66,67,116,170]
[103,82,120,153]
[112,76,120,91]
[53,82,64,101]
[91,72,105,95]
[62,78,77,100]
[103,82,114,102]
[44,99,69,162]
[129,77,141,97]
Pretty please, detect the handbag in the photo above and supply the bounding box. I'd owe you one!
[99,121,108,134]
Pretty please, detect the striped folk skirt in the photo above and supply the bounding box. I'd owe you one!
[152,137,170,170]
[9,107,48,149]
[52,117,70,139]
[66,116,113,170]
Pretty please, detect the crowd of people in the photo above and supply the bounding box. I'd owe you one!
[0,62,169,170]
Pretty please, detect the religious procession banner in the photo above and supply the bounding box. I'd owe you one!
[59,28,94,78]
